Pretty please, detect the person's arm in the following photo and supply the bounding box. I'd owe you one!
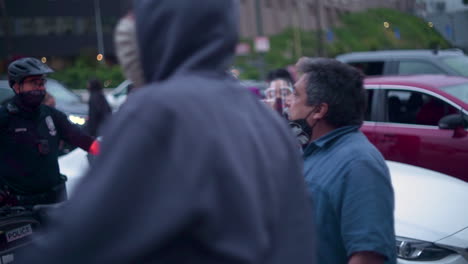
[349,251,385,264]
[340,159,396,264]
[51,108,95,151]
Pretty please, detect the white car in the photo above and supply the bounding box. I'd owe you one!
[59,148,89,195]
[390,161,468,264]
[58,151,468,263]
[105,80,133,110]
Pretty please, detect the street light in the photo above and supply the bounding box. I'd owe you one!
[384,22,390,28]
[94,0,105,63]
[428,22,434,28]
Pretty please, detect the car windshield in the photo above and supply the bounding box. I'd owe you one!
[439,83,468,104]
[46,80,81,104]
[441,56,468,77]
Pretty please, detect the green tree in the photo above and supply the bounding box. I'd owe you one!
[50,57,125,90]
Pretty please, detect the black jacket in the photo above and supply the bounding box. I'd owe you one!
[0,97,94,194]
[86,90,111,137]
[18,0,316,263]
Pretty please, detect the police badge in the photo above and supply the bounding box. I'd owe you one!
[45,116,57,136]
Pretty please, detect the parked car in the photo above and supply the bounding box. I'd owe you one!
[0,79,88,127]
[58,147,468,263]
[390,160,468,264]
[337,49,468,77]
[106,79,269,110]
[59,148,89,195]
[105,79,133,110]
[362,75,468,181]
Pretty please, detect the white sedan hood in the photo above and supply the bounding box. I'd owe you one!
[388,161,468,243]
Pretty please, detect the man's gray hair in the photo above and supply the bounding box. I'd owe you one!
[297,57,366,127]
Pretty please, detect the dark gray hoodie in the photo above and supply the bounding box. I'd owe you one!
[17,0,315,263]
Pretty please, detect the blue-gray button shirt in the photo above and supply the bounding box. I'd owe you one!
[303,125,396,264]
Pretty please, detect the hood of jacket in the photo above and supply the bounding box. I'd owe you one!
[133,0,239,83]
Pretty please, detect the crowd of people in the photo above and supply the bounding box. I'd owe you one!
[0,0,396,263]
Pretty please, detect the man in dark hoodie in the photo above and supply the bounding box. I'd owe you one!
[17,0,316,263]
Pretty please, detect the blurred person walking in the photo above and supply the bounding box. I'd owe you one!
[114,12,144,90]
[85,79,112,137]
[287,57,396,264]
[17,1,316,264]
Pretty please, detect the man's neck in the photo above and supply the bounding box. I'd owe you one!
[309,121,337,142]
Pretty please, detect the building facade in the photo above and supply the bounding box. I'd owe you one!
[239,0,416,37]
[0,0,416,70]
[415,0,468,17]
[0,0,129,65]
[414,0,468,51]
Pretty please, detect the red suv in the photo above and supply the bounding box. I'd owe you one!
[362,75,468,181]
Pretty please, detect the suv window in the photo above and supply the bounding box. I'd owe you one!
[385,90,458,126]
[441,56,468,77]
[397,61,444,75]
[349,61,384,76]
[364,89,374,121]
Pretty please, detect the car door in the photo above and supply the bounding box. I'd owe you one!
[373,85,468,181]
[361,86,383,145]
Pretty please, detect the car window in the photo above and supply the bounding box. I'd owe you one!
[114,85,128,97]
[0,87,14,104]
[46,80,81,104]
[349,61,384,76]
[385,90,458,126]
[113,81,133,97]
[441,56,468,77]
[439,83,468,104]
[364,89,374,121]
[397,61,444,75]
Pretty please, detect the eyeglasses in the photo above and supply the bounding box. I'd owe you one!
[265,87,293,99]
[23,78,47,87]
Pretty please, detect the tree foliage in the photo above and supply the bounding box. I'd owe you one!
[234,8,451,80]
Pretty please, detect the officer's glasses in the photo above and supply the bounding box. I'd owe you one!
[23,78,47,88]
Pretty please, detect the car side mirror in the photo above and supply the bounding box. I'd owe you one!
[438,114,466,130]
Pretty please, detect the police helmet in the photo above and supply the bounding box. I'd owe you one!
[8,57,54,88]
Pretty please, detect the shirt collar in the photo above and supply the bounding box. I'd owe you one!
[303,125,360,157]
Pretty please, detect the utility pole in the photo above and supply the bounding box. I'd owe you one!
[293,0,303,58]
[254,0,264,38]
[254,0,266,80]
[449,14,456,43]
[315,0,324,57]
[0,0,13,59]
[94,0,105,63]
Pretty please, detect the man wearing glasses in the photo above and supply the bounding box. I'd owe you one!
[0,57,98,206]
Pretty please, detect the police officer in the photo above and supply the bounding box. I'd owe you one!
[0,57,99,207]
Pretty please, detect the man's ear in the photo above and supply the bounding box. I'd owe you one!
[312,103,328,119]
[12,83,20,94]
